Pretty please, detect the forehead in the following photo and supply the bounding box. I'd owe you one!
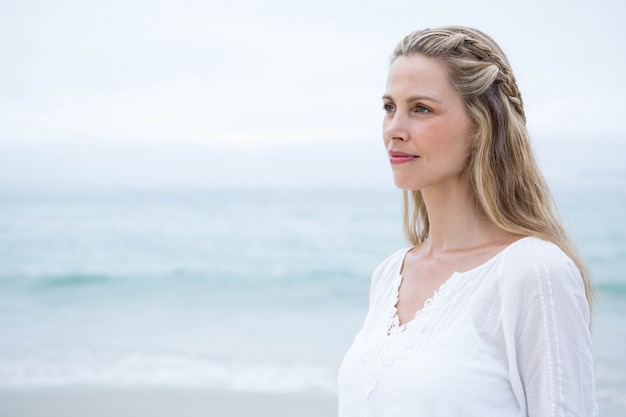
[385,54,456,98]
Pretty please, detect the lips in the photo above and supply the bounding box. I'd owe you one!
[388,150,418,164]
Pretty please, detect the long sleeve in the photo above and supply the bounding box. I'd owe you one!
[500,242,598,417]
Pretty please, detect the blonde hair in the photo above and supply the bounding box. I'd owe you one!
[393,26,593,308]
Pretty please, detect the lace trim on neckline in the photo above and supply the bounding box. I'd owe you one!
[387,271,459,335]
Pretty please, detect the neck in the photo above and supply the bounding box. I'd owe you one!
[418,179,506,254]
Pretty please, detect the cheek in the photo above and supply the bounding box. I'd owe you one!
[423,120,471,143]
[421,122,456,148]
[423,121,471,159]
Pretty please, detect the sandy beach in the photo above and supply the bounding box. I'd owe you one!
[0,388,338,417]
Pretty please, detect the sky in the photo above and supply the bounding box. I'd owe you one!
[1,0,625,189]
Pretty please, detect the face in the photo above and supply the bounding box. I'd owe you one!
[382,54,474,192]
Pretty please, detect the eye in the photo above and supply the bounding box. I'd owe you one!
[414,105,431,114]
[382,103,395,113]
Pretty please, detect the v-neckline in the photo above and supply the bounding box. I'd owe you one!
[388,236,532,331]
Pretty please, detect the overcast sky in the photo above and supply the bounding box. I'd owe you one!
[1,0,625,189]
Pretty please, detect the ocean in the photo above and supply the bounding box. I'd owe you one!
[0,185,624,415]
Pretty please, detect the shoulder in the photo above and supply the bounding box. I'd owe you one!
[500,236,580,280]
[368,247,410,302]
[498,236,587,312]
[373,247,411,278]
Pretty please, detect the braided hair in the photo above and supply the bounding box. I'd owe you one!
[392,26,593,309]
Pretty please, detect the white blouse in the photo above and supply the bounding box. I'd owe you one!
[338,237,597,417]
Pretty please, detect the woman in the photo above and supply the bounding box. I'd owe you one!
[338,26,597,416]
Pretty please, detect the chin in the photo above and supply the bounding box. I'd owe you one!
[390,171,415,189]
[392,178,421,191]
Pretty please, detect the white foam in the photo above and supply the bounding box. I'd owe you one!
[0,351,337,394]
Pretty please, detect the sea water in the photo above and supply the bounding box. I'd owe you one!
[0,186,624,414]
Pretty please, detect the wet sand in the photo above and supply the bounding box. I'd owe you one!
[0,388,337,417]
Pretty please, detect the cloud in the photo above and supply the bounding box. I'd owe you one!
[3,1,391,148]
[0,0,624,189]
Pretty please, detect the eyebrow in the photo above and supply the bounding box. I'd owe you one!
[381,94,441,104]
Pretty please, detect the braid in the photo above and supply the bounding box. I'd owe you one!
[396,28,526,121]
[461,34,526,120]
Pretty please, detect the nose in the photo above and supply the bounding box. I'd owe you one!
[383,112,408,142]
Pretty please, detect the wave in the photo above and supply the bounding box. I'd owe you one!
[0,352,337,394]
[0,273,116,293]
[35,273,114,288]
[598,282,626,296]
[0,267,368,302]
